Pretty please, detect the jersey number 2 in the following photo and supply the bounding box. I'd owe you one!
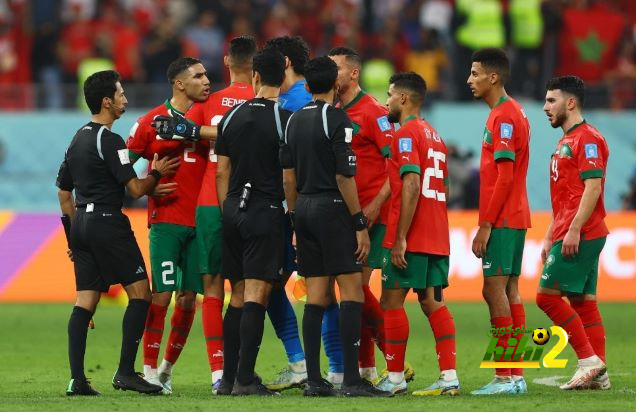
[422,148,446,202]
[184,142,197,163]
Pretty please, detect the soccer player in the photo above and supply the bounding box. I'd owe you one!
[328,46,393,383]
[214,47,291,396]
[538,75,609,390]
[280,56,391,398]
[127,57,210,394]
[57,70,177,395]
[466,48,531,395]
[375,72,459,396]
[185,36,257,393]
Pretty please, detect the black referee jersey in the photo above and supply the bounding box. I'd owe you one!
[280,99,357,190]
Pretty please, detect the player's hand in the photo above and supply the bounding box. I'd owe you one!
[169,109,201,141]
[354,229,370,264]
[362,201,381,229]
[66,249,73,262]
[151,182,177,197]
[151,153,180,176]
[562,228,580,259]
[541,238,552,264]
[391,237,408,269]
[472,224,491,258]
[151,115,177,139]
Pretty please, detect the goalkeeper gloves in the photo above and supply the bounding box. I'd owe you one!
[151,109,201,141]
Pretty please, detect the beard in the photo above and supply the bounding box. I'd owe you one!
[387,108,400,123]
[550,111,566,128]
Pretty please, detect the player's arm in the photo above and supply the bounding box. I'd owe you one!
[56,155,75,218]
[364,178,390,228]
[280,133,297,212]
[392,172,420,269]
[541,216,554,263]
[562,178,602,258]
[364,111,393,224]
[331,109,369,262]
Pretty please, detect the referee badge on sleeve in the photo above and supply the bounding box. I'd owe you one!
[117,149,130,165]
[344,127,353,143]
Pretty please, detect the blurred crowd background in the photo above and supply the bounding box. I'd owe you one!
[0,0,635,211]
[0,0,634,110]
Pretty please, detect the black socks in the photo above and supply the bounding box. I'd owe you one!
[117,299,150,376]
[68,306,93,380]
[303,304,325,383]
[237,302,266,385]
[222,305,243,382]
[340,301,363,386]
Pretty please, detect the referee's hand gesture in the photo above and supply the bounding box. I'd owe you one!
[151,153,180,177]
[355,229,370,264]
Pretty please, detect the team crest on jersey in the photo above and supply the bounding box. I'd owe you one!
[584,143,598,159]
[559,143,573,158]
[377,116,391,132]
[483,128,492,144]
[399,137,412,153]
[351,122,361,136]
[500,123,513,139]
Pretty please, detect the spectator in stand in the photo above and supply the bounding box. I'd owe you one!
[58,2,94,84]
[606,38,636,110]
[404,28,449,104]
[185,10,224,84]
[142,12,182,84]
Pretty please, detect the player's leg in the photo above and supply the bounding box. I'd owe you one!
[217,279,244,395]
[537,237,607,390]
[196,205,226,389]
[303,276,336,396]
[375,287,408,394]
[506,230,528,393]
[472,228,518,395]
[413,255,460,397]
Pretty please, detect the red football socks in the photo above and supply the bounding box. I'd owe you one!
[164,305,196,364]
[383,308,409,372]
[536,293,595,359]
[202,297,224,372]
[359,324,375,368]
[427,306,457,371]
[491,316,513,376]
[362,285,385,353]
[510,303,526,376]
[571,299,606,362]
[143,303,168,368]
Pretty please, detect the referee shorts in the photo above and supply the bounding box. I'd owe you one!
[221,197,284,282]
[71,205,148,292]
[295,193,361,277]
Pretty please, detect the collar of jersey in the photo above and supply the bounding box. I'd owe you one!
[565,119,586,135]
[163,99,185,116]
[402,115,417,125]
[342,90,366,110]
[494,95,509,108]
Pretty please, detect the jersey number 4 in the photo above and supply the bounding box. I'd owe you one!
[422,148,446,202]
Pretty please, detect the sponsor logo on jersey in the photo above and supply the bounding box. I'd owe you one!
[584,143,598,159]
[399,137,412,153]
[377,115,391,132]
[500,123,514,139]
[117,149,130,165]
[344,127,353,143]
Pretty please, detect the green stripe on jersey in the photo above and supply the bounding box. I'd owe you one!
[400,164,421,176]
[494,150,515,161]
[580,169,603,179]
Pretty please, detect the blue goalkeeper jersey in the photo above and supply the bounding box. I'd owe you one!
[279,79,312,113]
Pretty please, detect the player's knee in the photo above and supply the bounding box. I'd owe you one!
[536,292,559,312]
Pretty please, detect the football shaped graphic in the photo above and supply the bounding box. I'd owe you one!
[532,328,550,345]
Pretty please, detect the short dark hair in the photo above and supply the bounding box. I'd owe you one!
[253,48,285,87]
[471,48,510,84]
[264,36,310,75]
[546,75,585,106]
[328,46,362,67]
[389,72,427,106]
[84,70,120,114]
[166,57,202,83]
[304,56,338,94]
[229,35,257,66]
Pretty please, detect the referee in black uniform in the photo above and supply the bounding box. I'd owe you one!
[280,57,392,397]
[56,70,178,396]
[215,47,291,396]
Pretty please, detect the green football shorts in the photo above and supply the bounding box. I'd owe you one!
[149,223,202,294]
[195,206,223,276]
[540,236,606,295]
[366,223,386,269]
[382,248,449,290]
[482,228,527,276]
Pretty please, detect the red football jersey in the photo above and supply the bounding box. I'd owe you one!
[127,100,209,227]
[383,117,450,256]
[342,91,392,223]
[188,82,254,207]
[479,96,531,229]
[550,121,609,242]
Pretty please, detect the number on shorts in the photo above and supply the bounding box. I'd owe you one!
[184,142,197,163]
[422,148,446,202]
[161,261,175,285]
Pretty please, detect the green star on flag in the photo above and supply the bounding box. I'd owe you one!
[575,31,606,63]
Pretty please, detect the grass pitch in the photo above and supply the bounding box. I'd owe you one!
[0,302,634,411]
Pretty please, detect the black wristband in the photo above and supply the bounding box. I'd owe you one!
[150,169,162,182]
[351,211,368,231]
[288,210,296,230]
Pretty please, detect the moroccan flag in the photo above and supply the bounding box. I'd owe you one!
[556,5,625,84]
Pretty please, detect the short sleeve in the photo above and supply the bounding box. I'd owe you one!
[492,115,516,161]
[55,152,74,191]
[329,107,356,177]
[395,132,421,177]
[126,118,148,161]
[369,110,393,158]
[215,115,229,156]
[576,136,606,180]
[102,132,138,185]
